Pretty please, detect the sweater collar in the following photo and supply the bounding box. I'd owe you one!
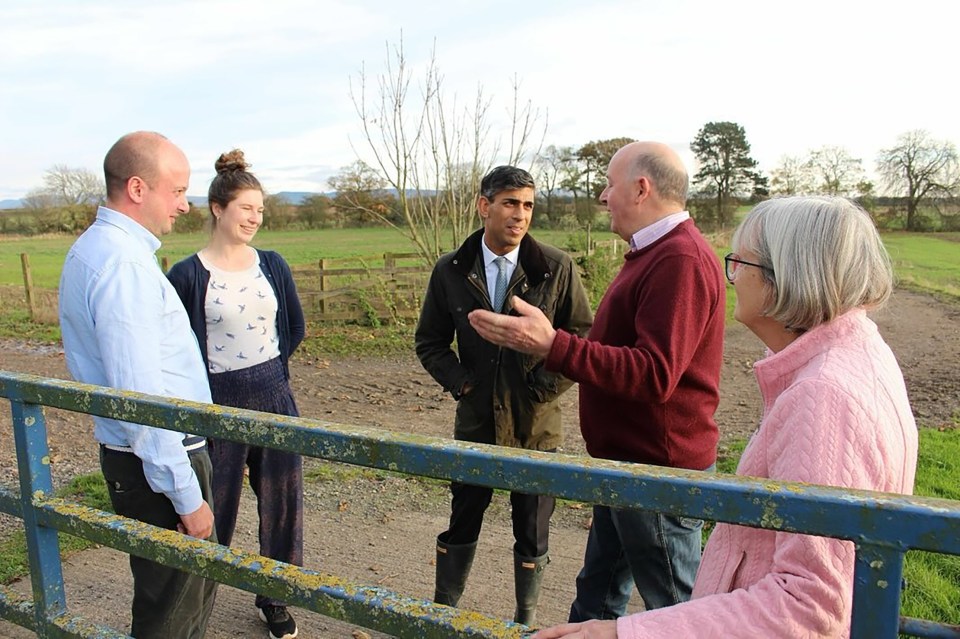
[753,308,876,409]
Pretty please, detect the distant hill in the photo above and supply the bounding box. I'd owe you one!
[0,189,426,211]
[187,191,331,208]
[0,192,326,211]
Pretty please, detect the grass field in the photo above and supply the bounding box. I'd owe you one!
[882,232,960,301]
[4,227,956,343]
[0,224,958,627]
[0,227,605,289]
[5,228,957,291]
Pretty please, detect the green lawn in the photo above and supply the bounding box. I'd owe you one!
[881,232,960,302]
[901,428,960,624]
[1,227,957,351]
[0,226,607,289]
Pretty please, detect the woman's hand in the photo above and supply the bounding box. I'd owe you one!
[531,619,617,639]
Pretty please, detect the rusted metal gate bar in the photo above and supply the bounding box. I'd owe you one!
[1,370,959,638]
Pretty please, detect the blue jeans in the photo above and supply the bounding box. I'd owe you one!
[568,478,711,621]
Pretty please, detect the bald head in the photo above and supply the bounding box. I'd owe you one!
[615,141,688,207]
[101,131,191,236]
[104,131,183,201]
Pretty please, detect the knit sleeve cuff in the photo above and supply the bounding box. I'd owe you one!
[545,329,574,373]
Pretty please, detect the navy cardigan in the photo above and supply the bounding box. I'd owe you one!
[167,249,305,380]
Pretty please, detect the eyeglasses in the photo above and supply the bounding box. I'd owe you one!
[724,253,771,283]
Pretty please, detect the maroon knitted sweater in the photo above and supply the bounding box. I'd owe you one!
[546,220,725,470]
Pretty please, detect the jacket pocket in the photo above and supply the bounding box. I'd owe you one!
[454,392,495,444]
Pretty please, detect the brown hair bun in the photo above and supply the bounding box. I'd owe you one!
[214,149,250,174]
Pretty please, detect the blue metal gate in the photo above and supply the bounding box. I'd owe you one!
[1,370,959,638]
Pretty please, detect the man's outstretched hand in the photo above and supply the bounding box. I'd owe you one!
[468,296,557,359]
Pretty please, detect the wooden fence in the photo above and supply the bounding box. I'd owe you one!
[295,252,430,324]
[16,251,433,326]
[17,240,627,326]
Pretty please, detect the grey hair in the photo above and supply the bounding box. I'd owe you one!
[631,150,688,206]
[732,196,893,331]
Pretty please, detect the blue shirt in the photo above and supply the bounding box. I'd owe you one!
[59,206,212,515]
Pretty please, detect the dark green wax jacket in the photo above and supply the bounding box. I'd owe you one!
[415,229,593,450]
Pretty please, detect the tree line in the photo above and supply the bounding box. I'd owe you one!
[5,122,957,239]
[5,35,958,242]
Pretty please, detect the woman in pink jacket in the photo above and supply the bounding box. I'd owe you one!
[534,196,919,639]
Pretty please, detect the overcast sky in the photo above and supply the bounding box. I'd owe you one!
[1,0,957,201]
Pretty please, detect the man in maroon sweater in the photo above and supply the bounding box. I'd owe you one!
[468,141,725,621]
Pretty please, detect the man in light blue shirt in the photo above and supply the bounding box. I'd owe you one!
[59,131,217,639]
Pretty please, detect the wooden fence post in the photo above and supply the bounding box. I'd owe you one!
[318,258,328,315]
[384,252,397,285]
[20,253,36,321]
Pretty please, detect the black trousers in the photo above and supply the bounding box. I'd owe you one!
[441,480,555,557]
[207,357,304,609]
[100,446,218,639]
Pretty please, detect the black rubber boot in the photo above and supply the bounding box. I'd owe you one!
[433,536,477,607]
[513,551,549,626]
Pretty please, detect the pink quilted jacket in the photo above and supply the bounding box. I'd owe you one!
[617,309,918,639]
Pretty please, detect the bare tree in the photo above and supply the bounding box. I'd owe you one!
[41,165,104,205]
[349,36,546,263]
[21,188,58,210]
[804,146,866,197]
[260,194,295,230]
[19,165,104,233]
[534,145,575,227]
[877,130,959,231]
[22,165,104,210]
[327,160,394,227]
[769,155,815,196]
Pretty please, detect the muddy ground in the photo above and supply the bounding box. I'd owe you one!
[0,288,957,637]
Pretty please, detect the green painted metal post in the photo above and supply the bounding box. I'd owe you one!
[11,399,67,637]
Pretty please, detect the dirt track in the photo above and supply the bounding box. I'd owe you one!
[0,287,957,637]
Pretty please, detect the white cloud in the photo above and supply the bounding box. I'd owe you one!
[1,0,958,200]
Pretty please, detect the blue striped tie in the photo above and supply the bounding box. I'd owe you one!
[493,256,509,313]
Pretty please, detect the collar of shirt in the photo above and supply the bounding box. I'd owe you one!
[480,235,521,303]
[629,211,691,252]
[96,205,162,255]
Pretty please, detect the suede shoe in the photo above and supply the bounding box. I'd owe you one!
[258,605,298,639]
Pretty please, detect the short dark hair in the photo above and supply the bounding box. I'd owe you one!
[480,165,535,200]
